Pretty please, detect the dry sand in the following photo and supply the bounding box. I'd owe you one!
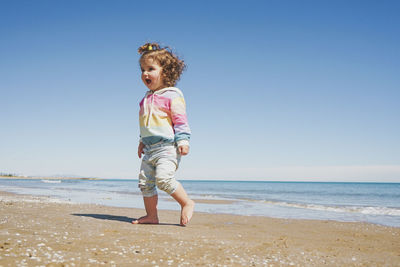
[0,191,399,266]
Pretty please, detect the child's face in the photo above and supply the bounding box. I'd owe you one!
[140,58,164,91]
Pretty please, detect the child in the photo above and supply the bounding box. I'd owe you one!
[132,43,195,226]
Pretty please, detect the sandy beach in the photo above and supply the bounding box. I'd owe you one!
[0,191,399,266]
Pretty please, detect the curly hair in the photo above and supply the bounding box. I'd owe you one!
[138,43,186,87]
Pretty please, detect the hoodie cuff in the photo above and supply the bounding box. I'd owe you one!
[177,139,190,147]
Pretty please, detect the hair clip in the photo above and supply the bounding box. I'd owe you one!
[138,43,160,54]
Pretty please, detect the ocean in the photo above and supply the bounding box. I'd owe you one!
[1,179,399,227]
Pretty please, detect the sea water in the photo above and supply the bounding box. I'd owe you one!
[0,179,399,227]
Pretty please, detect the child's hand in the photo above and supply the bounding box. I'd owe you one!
[178,145,189,156]
[138,142,145,158]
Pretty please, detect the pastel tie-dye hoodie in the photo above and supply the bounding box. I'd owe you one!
[139,87,191,147]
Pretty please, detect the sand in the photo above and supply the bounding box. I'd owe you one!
[0,191,399,266]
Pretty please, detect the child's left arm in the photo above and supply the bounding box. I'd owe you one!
[171,94,191,155]
[178,145,190,156]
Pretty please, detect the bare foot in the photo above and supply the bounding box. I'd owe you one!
[180,199,195,226]
[132,215,159,224]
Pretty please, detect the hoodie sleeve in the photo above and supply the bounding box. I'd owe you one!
[170,93,191,146]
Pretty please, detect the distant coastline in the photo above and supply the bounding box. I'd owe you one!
[0,175,101,180]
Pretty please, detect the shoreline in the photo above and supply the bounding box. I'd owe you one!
[1,191,399,266]
[1,178,399,228]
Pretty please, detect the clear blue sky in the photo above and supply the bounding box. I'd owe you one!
[1,0,399,181]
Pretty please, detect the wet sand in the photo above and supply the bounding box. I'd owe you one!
[0,191,399,266]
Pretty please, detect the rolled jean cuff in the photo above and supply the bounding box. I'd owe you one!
[141,191,158,197]
[161,180,179,195]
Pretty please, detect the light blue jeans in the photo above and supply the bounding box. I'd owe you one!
[138,143,181,197]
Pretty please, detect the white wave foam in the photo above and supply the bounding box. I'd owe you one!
[41,179,62,184]
[261,200,400,216]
